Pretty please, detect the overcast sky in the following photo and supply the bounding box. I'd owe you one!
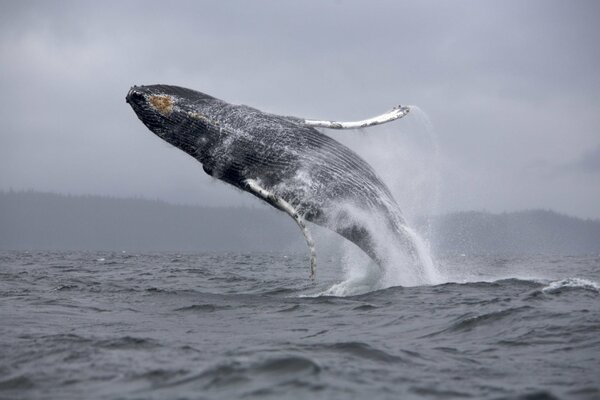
[1,0,599,218]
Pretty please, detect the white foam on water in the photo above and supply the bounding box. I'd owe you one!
[541,277,600,293]
[319,245,383,297]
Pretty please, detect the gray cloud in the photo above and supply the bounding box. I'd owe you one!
[569,144,600,173]
[1,0,599,217]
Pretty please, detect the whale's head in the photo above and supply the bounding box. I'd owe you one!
[126,84,218,157]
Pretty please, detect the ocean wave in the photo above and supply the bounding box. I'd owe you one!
[98,336,160,350]
[541,277,600,294]
[160,355,321,390]
[173,304,231,312]
[0,375,35,390]
[309,276,543,298]
[251,356,321,375]
[446,306,532,333]
[302,341,407,364]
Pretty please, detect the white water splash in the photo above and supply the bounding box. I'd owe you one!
[317,107,445,295]
[319,222,443,297]
[407,105,442,240]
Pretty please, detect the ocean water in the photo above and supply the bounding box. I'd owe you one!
[0,251,599,400]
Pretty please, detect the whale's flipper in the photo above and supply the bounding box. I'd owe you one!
[244,179,317,279]
[304,105,410,129]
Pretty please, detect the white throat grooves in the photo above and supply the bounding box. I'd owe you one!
[304,105,411,129]
[244,179,317,279]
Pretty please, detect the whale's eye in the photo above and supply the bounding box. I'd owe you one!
[149,95,174,116]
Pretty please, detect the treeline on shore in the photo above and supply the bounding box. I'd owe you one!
[1,191,598,254]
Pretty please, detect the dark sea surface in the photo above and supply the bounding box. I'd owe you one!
[1,251,599,400]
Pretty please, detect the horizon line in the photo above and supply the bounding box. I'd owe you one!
[1,188,598,222]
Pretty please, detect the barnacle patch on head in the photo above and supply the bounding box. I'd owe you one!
[149,95,174,116]
[187,111,219,127]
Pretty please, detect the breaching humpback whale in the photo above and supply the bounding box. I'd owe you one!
[126,84,423,279]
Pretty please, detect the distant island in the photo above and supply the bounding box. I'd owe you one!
[429,210,600,255]
[1,191,598,255]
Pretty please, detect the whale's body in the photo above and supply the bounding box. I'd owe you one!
[126,85,421,277]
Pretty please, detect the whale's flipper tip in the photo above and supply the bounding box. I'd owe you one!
[393,105,411,115]
[304,104,411,130]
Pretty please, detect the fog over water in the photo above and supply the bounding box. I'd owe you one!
[1,0,599,218]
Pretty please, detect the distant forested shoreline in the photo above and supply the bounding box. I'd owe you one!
[1,191,598,255]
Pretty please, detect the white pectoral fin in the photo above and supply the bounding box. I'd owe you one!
[244,179,317,279]
[304,105,410,129]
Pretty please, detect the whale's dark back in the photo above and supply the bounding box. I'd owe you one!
[202,102,398,209]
